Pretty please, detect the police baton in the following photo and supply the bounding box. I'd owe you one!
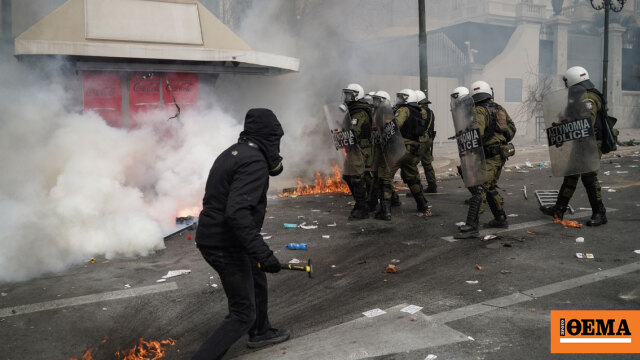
[258,258,313,278]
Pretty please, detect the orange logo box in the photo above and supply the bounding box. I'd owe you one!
[551,310,640,353]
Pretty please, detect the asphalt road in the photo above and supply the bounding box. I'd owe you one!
[1,153,639,360]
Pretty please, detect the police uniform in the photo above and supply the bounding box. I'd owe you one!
[541,84,607,226]
[378,104,430,215]
[344,100,374,219]
[418,103,437,192]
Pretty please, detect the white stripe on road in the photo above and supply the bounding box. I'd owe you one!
[0,282,178,317]
[560,338,632,343]
[441,208,617,242]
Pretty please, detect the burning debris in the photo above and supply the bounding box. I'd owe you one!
[280,164,350,197]
[553,214,582,228]
[71,338,177,360]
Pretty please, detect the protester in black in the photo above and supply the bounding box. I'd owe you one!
[193,108,289,360]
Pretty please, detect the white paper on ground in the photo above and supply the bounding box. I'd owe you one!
[162,269,191,279]
[362,308,387,318]
[400,305,423,314]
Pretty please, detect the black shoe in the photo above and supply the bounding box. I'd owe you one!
[349,207,369,220]
[374,200,392,221]
[391,192,402,207]
[424,184,437,193]
[484,217,508,229]
[539,205,566,220]
[454,224,479,239]
[247,328,291,349]
[587,212,607,226]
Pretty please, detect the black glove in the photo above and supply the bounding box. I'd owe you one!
[259,252,281,273]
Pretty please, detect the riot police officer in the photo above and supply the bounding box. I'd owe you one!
[342,83,375,220]
[456,81,516,239]
[415,90,438,193]
[539,66,607,226]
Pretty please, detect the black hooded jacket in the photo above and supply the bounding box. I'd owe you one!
[196,109,284,261]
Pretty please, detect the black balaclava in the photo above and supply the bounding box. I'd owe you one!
[239,108,285,176]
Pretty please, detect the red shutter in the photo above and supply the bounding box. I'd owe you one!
[129,74,161,128]
[82,73,122,128]
[162,73,198,113]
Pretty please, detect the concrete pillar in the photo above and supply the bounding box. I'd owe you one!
[606,23,625,111]
[549,15,571,87]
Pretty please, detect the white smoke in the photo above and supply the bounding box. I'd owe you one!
[0,55,242,282]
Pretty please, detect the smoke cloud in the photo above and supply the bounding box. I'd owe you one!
[0,52,242,282]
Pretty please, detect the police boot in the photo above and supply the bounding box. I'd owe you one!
[375,200,392,221]
[584,180,607,226]
[367,182,379,213]
[348,178,369,220]
[485,194,508,229]
[539,184,569,220]
[391,190,402,207]
[424,182,438,194]
[409,180,430,213]
[455,193,482,239]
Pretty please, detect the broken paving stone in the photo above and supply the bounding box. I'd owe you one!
[385,264,397,273]
[162,269,191,279]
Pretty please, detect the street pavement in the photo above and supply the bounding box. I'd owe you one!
[1,146,640,360]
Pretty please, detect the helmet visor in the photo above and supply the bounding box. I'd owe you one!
[342,90,357,103]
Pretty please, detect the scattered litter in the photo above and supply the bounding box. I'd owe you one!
[603,171,611,175]
[507,214,518,217]
[385,264,397,273]
[333,273,345,277]
[391,259,401,263]
[102,308,107,311]
[285,243,307,250]
[289,258,301,264]
[607,189,617,192]
[362,308,386,318]
[633,250,640,254]
[468,336,475,341]
[505,169,512,172]
[89,257,95,264]
[616,171,629,174]
[283,223,297,228]
[522,186,527,199]
[538,162,547,167]
[263,236,272,240]
[124,284,131,288]
[576,253,594,259]
[425,355,438,360]
[578,207,591,211]
[156,279,167,283]
[400,305,423,314]
[322,235,330,239]
[211,284,218,288]
[483,234,497,241]
[500,270,512,274]
[327,222,337,227]
[331,265,336,268]
[630,165,639,168]
[1,293,7,297]
[297,215,305,219]
[312,209,321,212]
[477,289,483,292]
[524,161,533,168]
[299,222,318,229]
[576,237,584,243]
[466,280,479,284]
[515,165,521,169]
[456,221,466,227]
[267,216,275,219]
[507,192,513,195]
[526,231,535,235]
[475,264,482,270]
[162,269,191,279]
[260,232,268,235]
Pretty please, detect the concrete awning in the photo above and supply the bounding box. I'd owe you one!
[14,0,299,74]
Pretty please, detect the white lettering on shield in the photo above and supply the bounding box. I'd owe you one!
[546,119,593,148]
[457,128,481,154]
[331,129,356,150]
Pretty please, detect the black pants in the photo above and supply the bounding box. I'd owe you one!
[192,247,271,360]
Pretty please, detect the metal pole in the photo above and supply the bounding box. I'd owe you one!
[418,0,428,93]
[602,0,610,103]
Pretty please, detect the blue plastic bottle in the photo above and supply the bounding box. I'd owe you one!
[285,243,307,250]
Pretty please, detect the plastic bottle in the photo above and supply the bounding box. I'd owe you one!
[285,243,307,250]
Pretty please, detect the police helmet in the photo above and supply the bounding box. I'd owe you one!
[396,89,417,105]
[451,86,470,99]
[563,66,590,88]
[470,81,493,103]
[342,83,364,103]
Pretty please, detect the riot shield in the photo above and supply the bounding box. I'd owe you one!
[451,95,487,187]
[324,103,362,176]
[373,101,406,169]
[543,87,599,177]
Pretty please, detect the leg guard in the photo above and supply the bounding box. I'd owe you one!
[583,174,607,226]
[348,177,369,220]
[407,178,429,213]
[485,187,508,228]
[540,176,575,220]
[456,186,483,239]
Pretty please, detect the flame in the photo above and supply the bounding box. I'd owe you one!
[70,338,176,360]
[116,338,176,360]
[176,206,201,218]
[553,214,581,228]
[279,164,350,197]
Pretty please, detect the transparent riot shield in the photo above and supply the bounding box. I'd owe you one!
[324,103,363,176]
[543,87,599,177]
[451,95,487,187]
[373,101,406,169]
